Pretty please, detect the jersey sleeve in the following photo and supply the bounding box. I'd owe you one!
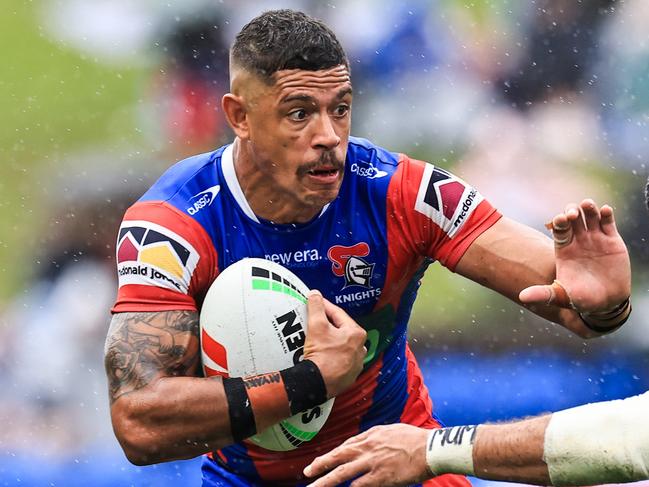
[111,201,218,313]
[386,155,501,270]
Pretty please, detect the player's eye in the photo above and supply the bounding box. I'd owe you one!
[288,109,308,121]
[334,104,350,118]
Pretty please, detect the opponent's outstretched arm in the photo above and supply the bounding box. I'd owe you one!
[305,392,649,487]
[455,199,631,337]
[105,291,367,465]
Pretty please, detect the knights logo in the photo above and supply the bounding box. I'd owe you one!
[327,243,374,289]
[344,256,375,288]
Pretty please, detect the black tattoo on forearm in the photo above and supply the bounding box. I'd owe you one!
[104,311,200,403]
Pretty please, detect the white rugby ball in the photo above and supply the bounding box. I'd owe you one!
[200,257,334,451]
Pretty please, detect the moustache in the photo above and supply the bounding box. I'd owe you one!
[298,152,345,175]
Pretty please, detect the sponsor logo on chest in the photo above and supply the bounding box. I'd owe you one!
[265,248,321,266]
[350,161,388,179]
[186,185,220,216]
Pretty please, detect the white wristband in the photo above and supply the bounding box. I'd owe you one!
[426,425,477,476]
[544,392,649,486]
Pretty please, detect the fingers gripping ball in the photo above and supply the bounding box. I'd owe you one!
[200,258,335,451]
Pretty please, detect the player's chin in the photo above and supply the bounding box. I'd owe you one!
[302,187,341,209]
[301,175,343,204]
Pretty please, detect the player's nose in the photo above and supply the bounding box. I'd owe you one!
[312,114,340,150]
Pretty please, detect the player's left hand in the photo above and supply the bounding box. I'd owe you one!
[519,199,631,313]
[304,424,430,487]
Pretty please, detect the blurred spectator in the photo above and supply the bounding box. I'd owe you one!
[41,0,233,157]
[0,154,151,458]
[454,99,611,228]
[326,0,466,151]
[152,12,232,155]
[595,0,649,168]
[498,0,616,111]
[453,1,617,228]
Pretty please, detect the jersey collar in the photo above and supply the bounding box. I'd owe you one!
[220,142,331,225]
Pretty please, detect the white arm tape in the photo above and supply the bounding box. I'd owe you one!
[544,391,649,486]
[426,425,477,476]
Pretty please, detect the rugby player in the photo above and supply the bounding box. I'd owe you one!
[104,9,631,486]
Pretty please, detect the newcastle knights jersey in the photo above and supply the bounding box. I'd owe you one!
[112,136,501,486]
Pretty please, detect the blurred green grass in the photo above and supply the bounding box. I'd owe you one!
[0,3,145,300]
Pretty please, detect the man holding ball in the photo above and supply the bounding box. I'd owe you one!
[105,9,631,486]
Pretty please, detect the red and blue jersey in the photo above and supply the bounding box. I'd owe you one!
[112,136,501,486]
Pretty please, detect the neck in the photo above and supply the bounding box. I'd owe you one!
[232,139,323,224]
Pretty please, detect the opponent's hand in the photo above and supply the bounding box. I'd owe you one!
[304,424,430,487]
[303,290,367,398]
[519,199,631,313]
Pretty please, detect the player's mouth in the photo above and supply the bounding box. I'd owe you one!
[306,167,341,184]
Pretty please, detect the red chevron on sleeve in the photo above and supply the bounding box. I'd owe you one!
[112,201,218,313]
[386,155,501,271]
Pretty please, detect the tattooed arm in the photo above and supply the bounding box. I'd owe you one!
[105,310,237,464]
[105,296,367,465]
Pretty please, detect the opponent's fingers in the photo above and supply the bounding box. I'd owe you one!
[519,280,574,308]
[307,461,369,487]
[580,199,601,232]
[600,204,618,236]
[304,460,329,480]
[305,451,343,478]
[305,432,370,477]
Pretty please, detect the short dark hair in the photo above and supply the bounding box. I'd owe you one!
[231,9,349,82]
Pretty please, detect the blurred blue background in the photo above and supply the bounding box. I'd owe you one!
[2,0,649,485]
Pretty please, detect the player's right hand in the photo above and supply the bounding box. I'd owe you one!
[303,290,367,398]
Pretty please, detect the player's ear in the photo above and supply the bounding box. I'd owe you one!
[222,93,250,140]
